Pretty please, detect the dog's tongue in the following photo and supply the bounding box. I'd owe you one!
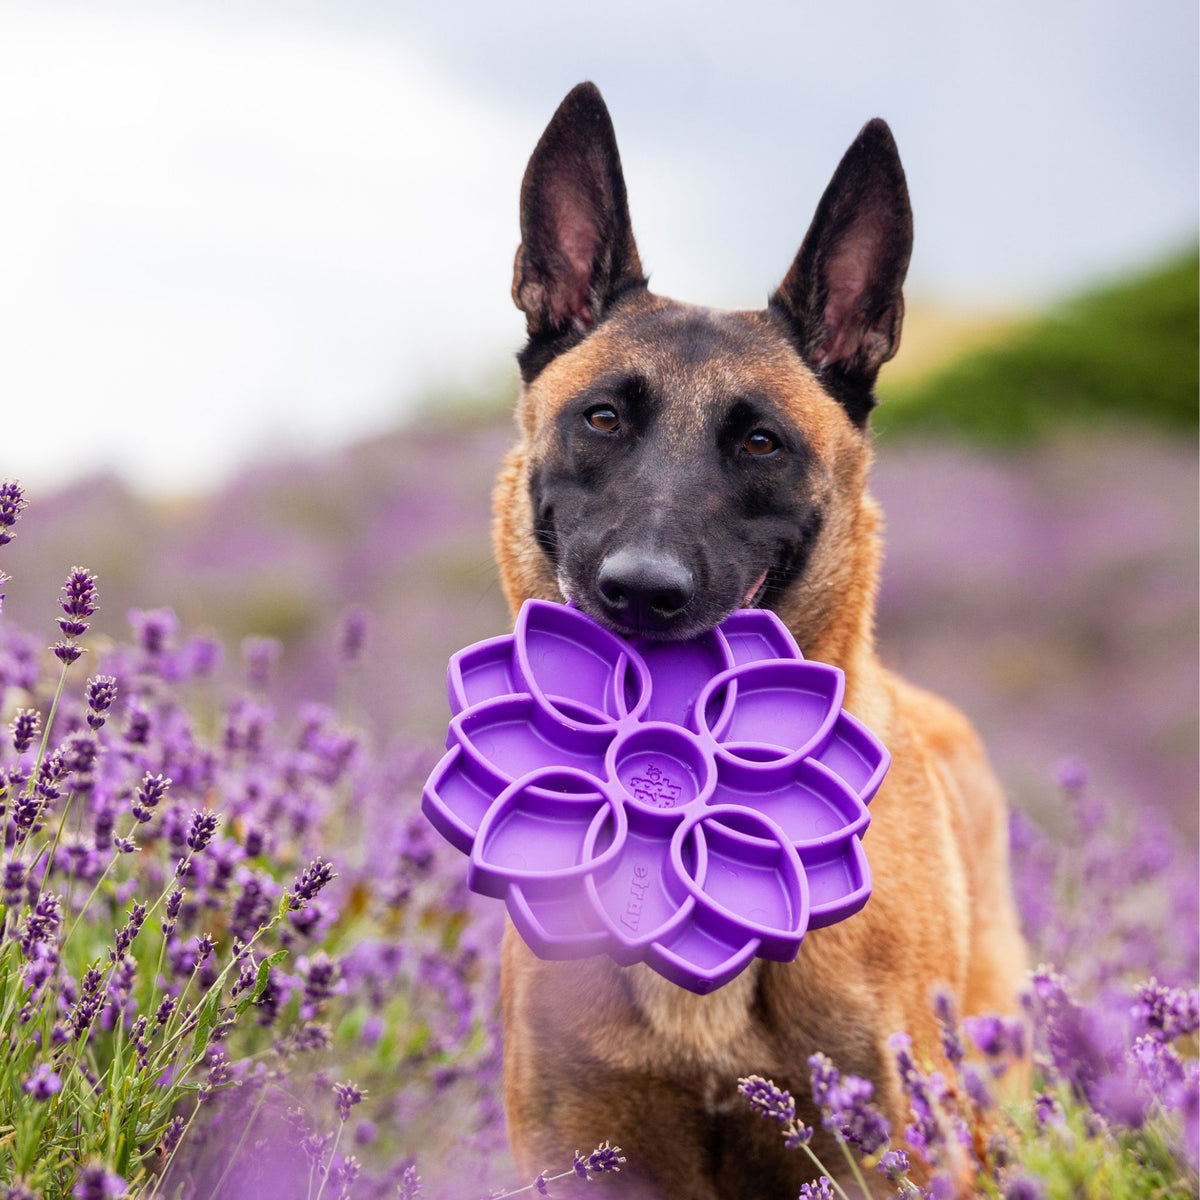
[742,570,769,607]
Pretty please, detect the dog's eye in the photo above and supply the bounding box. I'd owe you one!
[742,430,780,456]
[586,406,620,433]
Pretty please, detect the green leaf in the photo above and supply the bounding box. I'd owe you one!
[191,988,222,1058]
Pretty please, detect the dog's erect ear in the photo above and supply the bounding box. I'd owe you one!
[771,119,912,426]
[513,83,646,377]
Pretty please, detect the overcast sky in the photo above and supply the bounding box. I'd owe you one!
[2,0,1196,497]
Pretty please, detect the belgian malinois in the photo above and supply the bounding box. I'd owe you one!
[492,82,1026,1198]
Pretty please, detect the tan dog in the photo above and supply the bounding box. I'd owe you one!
[491,82,1026,1198]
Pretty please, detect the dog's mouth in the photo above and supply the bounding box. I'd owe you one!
[742,568,770,608]
[559,563,775,644]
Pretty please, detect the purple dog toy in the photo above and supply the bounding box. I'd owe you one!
[421,601,889,993]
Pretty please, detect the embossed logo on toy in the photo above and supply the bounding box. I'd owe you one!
[621,863,651,931]
[629,762,682,809]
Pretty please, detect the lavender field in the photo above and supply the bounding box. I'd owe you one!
[0,352,1197,1193]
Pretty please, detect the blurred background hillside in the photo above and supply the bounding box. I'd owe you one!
[1,1,1196,841]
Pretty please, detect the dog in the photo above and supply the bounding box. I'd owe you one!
[491,82,1026,1198]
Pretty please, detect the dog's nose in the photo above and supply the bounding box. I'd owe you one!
[596,550,695,631]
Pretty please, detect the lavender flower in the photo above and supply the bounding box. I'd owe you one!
[737,1074,796,1123]
[572,1142,625,1179]
[161,1115,186,1155]
[57,566,98,640]
[333,1080,365,1121]
[185,809,219,853]
[129,607,179,655]
[338,605,371,666]
[85,675,118,729]
[289,857,336,910]
[1002,1174,1047,1200]
[877,1148,909,1181]
[888,1032,949,1163]
[10,708,40,755]
[112,902,147,958]
[1130,979,1200,1043]
[0,479,27,545]
[396,1166,422,1199]
[23,1062,63,1100]
[242,635,282,690]
[932,988,965,1066]
[131,772,171,822]
[798,1179,834,1200]
[72,1165,126,1199]
[822,1070,890,1155]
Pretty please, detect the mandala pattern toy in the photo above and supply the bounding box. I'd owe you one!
[422,601,889,993]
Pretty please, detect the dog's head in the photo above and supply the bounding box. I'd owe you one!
[494,83,911,659]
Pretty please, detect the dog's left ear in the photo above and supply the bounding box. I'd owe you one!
[513,82,646,379]
[771,119,912,426]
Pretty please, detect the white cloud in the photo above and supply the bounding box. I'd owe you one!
[0,5,528,495]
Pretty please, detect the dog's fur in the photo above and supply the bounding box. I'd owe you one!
[491,83,1026,1198]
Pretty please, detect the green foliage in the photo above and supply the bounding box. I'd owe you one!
[1011,1084,1197,1200]
[876,250,1199,443]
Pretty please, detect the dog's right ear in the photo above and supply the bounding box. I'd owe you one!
[513,82,646,379]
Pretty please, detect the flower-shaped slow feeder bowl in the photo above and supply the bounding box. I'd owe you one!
[422,601,889,994]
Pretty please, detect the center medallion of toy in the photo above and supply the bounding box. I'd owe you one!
[421,601,890,993]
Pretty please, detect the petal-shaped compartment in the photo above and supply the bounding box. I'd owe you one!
[584,804,695,958]
[717,609,803,666]
[709,757,870,846]
[507,882,612,959]
[468,770,626,900]
[450,694,612,785]
[802,836,872,929]
[421,744,505,854]
[514,600,646,726]
[699,660,845,763]
[630,628,734,730]
[447,634,518,716]
[809,711,890,804]
[674,808,809,960]
[646,928,761,995]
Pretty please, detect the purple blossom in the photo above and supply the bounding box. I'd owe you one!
[737,1074,796,1123]
[963,1014,1027,1072]
[128,607,179,656]
[396,1165,422,1199]
[888,1031,949,1163]
[10,708,40,754]
[23,1062,63,1100]
[85,675,118,729]
[877,1148,910,1181]
[1032,1092,1062,1129]
[798,1179,834,1200]
[1002,1174,1046,1200]
[1130,979,1199,1043]
[337,604,371,666]
[333,1080,365,1121]
[242,635,282,690]
[822,1070,890,1155]
[571,1142,624,1179]
[57,567,98,637]
[808,1051,839,1110]
[0,479,27,545]
[72,1164,126,1199]
[932,988,965,1066]
[185,809,220,853]
[289,857,336,910]
[131,772,171,822]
